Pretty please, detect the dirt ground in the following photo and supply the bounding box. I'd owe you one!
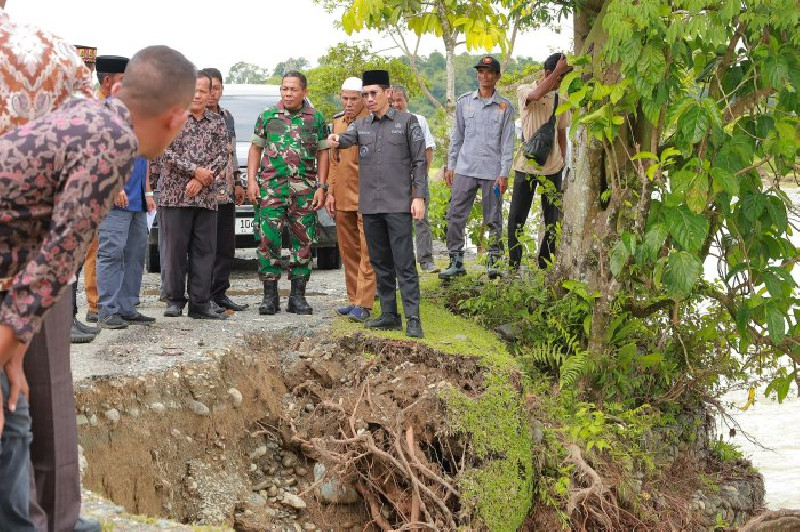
[70,250,351,382]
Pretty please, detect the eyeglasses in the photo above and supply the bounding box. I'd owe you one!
[362,90,381,99]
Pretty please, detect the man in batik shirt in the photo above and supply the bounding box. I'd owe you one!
[0,6,95,530]
[0,41,196,531]
[157,71,229,320]
[247,71,329,316]
[204,67,248,313]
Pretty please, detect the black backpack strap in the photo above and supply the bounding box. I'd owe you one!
[551,93,559,118]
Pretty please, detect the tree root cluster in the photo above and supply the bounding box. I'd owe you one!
[295,382,462,530]
[288,347,468,531]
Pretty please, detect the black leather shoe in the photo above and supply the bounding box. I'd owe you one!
[98,314,128,329]
[364,313,402,331]
[163,303,183,317]
[215,295,249,312]
[73,516,101,532]
[287,277,313,315]
[188,306,228,320]
[405,316,424,338]
[70,320,96,344]
[259,280,279,315]
[74,318,100,335]
[120,311,156,323]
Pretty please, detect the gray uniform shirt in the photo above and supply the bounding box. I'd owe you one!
[448,89,515,180]
[337,108,428,215]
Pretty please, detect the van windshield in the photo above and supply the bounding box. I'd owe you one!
[220,94,280,142]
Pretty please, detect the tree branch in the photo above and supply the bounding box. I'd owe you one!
[392,28,444,110]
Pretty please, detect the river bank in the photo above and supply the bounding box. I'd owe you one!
[70,258,781,529]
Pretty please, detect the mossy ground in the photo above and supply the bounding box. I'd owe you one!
[331,276,534,531]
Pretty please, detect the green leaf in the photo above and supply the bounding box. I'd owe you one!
[663,251,702,295]
[642,223,669,261]
[761,269,794,300]
[765,303,786,343]
[610,239,630,277]
[676,105,710,148]
[687,178,709,214]
[617,343,637,368]
[711,167,739,196]
[765,196,788,233]
[660,147,681,164]
[637,352,664,369]
[664,206,709,253]
[636,44,667,87]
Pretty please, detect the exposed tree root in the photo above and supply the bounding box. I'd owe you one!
[565,443,623,531]
[740,509,800,531]
[290,378,461,530]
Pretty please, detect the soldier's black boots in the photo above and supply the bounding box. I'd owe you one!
[259,280,279,316]
[287,277,313,315]
[405,316,424,338]
[438,252,466,280]
[364,312,403,331]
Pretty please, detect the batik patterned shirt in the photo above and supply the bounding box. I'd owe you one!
[0,98,138,342]
[251,101,329,185]
[214,106,239,205]
[156,109,228,211]
[0,9,94,135]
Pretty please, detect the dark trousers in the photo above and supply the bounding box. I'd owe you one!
[23,293,81,532]
[0,369,35,531]
[362,212,420,319]
[160,206,217,310]
[211,202,235,301]
[508,170,562,269]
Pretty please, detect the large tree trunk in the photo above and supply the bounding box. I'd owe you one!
[556,0,645,358]
[555,0,609,288]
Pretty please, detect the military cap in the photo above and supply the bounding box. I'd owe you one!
[96,55,129,74]
[73,44,97,65]
[362,69,390,87]
[474,56,501,74]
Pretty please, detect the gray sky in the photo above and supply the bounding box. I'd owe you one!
[6,0,572,78]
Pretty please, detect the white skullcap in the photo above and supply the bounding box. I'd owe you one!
[341,77,362,92]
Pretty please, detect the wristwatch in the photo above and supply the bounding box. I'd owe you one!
[319,183,329,191]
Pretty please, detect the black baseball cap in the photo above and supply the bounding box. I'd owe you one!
[474,56,501,74]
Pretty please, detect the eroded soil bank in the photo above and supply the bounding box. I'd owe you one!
[74,326,773,531]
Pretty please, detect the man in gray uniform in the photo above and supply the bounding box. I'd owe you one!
[328,70,428,338]
[440,56,515,280]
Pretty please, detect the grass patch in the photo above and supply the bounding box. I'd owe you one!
[330,294,516,373]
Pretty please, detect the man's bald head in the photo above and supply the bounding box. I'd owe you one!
[116,45,196,117]
[112,45,196,159]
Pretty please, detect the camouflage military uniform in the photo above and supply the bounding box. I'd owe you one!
[251,101,329,280]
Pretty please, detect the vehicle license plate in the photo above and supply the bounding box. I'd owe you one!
[235,217,255,236]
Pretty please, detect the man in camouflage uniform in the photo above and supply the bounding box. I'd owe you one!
[247,71,329,315]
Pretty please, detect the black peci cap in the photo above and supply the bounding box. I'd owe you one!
[96,55,129,74]
[474,56,501,74]
[362,69,390,87]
